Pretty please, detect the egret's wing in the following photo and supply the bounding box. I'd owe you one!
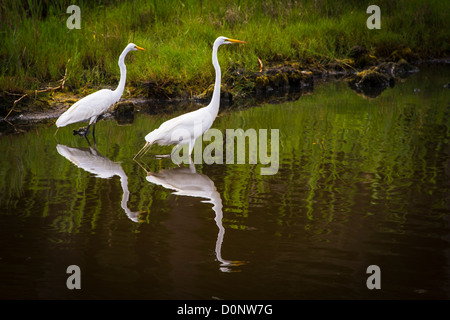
[56,89,115,127]
[158,108,201,131]
[146,108,213,144]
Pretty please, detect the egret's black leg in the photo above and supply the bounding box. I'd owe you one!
[92,121,96,138]
[170,144,181,158]
[84,134,92,146]
[83,123,91,137]
[92,122,97,146]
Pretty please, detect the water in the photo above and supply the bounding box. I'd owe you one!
[1,65,449,300]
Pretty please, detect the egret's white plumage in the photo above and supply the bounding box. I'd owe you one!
[134,36,246,159]
[56,43,145,138]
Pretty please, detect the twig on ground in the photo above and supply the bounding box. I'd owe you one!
[257,58,264,72]
[4,64,68,120]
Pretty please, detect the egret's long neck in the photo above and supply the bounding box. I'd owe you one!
[114,49,128,100]
[208,43,221,116]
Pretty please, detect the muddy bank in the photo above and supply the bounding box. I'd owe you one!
[1,46,445,130]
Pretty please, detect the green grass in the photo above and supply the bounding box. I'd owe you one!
[0,0,448,97]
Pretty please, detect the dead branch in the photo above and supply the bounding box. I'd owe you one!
[4,65,68,120]
[257,58,264,73]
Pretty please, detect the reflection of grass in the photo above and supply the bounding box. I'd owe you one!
[216,71,450,237]
[1,0,448,96]
[0,67,449,237]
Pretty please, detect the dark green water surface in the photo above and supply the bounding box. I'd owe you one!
[1,64,449,299]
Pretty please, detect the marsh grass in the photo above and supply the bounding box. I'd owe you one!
[0,0,448,97]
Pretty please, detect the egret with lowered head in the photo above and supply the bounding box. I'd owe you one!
[134,36,246,159]
[56,43,145,140]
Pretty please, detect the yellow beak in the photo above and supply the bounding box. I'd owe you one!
[135,46,146,51]
[226,38,247,44]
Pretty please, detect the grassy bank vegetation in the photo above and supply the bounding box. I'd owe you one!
[0,0,448,101]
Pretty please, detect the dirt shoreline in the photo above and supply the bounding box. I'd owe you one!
[1,53,448,133]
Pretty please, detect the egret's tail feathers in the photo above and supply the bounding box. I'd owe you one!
[55,117,64,128]
[55,112,72,128]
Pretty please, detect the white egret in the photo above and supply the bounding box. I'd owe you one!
[56,43,145,139]
[134,36,246,159]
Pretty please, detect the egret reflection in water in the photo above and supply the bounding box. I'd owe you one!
[56,143,143,223]
[136,159,245,272]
